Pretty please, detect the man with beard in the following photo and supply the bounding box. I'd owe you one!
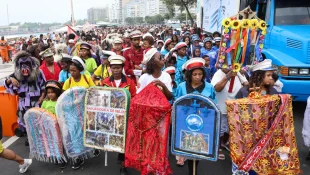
[123,30,144,81]
[3,51,46,145]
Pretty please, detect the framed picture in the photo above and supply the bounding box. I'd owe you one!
[171,94,221,161]
[84,87,130,153]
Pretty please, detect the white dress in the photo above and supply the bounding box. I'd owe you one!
[302,96,310,147]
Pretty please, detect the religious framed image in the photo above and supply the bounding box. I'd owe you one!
[171,94,221,161]
[84,87,130,153]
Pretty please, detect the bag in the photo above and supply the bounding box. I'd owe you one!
[0,116,3,140]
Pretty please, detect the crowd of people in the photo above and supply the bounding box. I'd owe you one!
[0,24,286,174]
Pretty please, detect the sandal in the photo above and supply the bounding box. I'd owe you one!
[218,149,225,160]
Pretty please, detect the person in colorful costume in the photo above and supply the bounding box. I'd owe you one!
[175,58,217,174]
[3,51,46,142]
[39,48,61,81]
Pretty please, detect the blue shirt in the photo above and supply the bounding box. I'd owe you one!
[200,47,218,69]
[203,67,216,83]
[160,48,169,57]
[58,70,91,83]
[175,55,189,85]
[175,81,217,103]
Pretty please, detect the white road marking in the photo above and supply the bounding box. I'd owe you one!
[2,136,19,148]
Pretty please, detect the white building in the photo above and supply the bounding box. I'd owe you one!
[124,0,168,18]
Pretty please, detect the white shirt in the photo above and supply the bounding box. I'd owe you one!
[137,72,173,94]
[211,69,247,114]
[114,79,121,88]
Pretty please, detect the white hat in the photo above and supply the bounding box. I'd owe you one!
[214,37,221,42]
[108,55,126,65]
[163,66,176,74]
[143,33,153,39]
[68,39,75,44]
[129,30,142,38]
[184,57,206,70]
[251,59,274,72]
[143,48,158,64]
[72,56,86,72]
[113,37,123,44]
[101,50,116,59]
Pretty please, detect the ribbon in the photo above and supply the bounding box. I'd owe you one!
[255,31,262,61]
[243,29,252,66]
[228,76,235,93]
[227,29,232,65]
[237,94,289,172]
[241,29,249,64]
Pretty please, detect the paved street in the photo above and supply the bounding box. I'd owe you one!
[0,102,309,175]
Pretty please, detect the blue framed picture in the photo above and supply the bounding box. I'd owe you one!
[171,94,221,161]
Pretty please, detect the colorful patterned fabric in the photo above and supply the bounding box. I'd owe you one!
[226,94,300,174]
[56,87,94,159]
[24,108,66,163]
[125,84,172,175]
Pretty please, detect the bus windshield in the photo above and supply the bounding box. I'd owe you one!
[275,0,310,25]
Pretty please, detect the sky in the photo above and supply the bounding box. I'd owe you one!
[0,0,112,26]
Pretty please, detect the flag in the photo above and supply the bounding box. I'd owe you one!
[67,25,79,42]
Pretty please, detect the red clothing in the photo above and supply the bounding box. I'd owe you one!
[123,46,144,77]
[122,42,131,49]
[102,74,136,98]
[40,62,61,81]
[111,48,123,56]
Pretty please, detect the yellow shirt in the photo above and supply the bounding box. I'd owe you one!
[84,58,97,74]
[93,64,112,79]
[63,75,95,91]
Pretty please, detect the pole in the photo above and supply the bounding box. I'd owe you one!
[193,160,196,175]
[186,12,188,25]
[7,4,10,35]
[70,0,75,27]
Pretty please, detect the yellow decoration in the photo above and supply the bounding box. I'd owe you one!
[224,28,230,33]
[260,44,264,49]
[241,19,249,28]
[220,55,226,59]
[222,43,226,47]
[222,18,231,28]
[231,20,241,30]
[222,64,228,69]
[259,20,267,30]
[250,19,259,29]
[233,63,241,72]
[262,30,267,35]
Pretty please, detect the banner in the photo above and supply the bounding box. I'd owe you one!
[84,87,130,153]
[171,94,221,161]
[202,0,239,32]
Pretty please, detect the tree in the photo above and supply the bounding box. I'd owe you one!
[162,0,196,25]
[125,17,134,24]
[176,13,196,23]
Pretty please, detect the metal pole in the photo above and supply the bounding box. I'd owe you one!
[70,0,75,26]
[193,160,196,175]
[7,4,10,35]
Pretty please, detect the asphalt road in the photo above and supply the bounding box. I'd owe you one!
[1,102,309,175]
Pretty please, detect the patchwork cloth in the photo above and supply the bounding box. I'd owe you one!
[226,94,300,174]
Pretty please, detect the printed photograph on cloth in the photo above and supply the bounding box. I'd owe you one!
[84,87,130,153]
[171,94,221,161]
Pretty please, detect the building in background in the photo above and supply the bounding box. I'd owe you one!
[87,7,109,23]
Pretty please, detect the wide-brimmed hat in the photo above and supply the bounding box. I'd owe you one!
[184,57,206,71]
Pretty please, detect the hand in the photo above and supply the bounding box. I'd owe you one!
[38,96,44,105]
[10,77,19,87]
[134,65,143,70]
[227,71,237,79]
[152,80,166,89]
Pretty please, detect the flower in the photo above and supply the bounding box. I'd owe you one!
[222,43,226,47]
[220,55,225,60]
[231,20,241,30]
[241,19,249,28]
[222,64,228,69]
[261,30,267,35]
[219,59,225,63]
[224,28,230,33]
[232,63,241,72]
[222,18,231,28]
[250,19,259,29]
[259,20,267,30]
